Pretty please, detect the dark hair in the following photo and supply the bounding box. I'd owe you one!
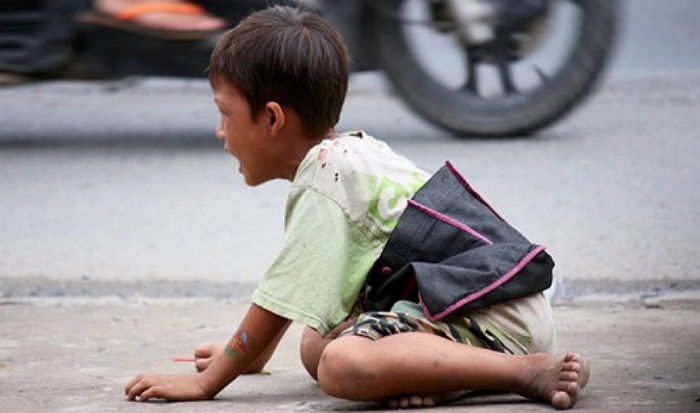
[209,6,349,138]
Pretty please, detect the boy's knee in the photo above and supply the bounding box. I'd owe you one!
[317,337,377,399]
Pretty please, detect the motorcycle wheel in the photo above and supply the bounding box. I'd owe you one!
[370,0,619,137]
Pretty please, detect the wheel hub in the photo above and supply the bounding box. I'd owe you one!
[439,0,551,60]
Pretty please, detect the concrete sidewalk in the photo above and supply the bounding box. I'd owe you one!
[1,298,698,412]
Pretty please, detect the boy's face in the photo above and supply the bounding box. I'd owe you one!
[213,80,281,186]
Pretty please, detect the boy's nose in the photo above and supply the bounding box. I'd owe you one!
[215,124,224,141]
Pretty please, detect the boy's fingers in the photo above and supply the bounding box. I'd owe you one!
[194,345,212,358]
[195,358,210,372]
[137,386,162,402]
[126,377,152,401]
[124,373,145,395]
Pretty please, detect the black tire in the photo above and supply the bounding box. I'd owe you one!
[371,0,620,137]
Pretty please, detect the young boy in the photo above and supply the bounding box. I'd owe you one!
[125,6,589,409]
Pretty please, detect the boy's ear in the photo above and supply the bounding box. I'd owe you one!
[265,102,285,136]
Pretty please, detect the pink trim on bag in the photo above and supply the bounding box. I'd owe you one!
[445,161,507,223]
[419,245,547,321]
[407,199,493,245]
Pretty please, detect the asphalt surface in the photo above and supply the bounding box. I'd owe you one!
[2,72,699,301]
[1,298,699,412]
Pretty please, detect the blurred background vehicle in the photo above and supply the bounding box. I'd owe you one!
[0,0,698,312]
[0,0,619,137]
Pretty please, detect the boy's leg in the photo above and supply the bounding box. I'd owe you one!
[300,320,356,381]
[317,332,588,410]
[300,326,328,380]
[301,326,465,408]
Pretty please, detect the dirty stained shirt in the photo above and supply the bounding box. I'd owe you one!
[250,131,429,336]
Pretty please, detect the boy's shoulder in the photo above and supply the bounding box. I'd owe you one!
[293,131,428,232]
[295,130,418,191]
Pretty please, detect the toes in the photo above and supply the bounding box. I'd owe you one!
[563,362,580,372]
[385,392,462,409]
[409,395,424,407]
[552,379,579,410]
[557,380,580,398]
[556,379,574,391]
[551,391,572,410]
[422,396,436,407]
[559,371,579,382]
[564,353,583,364]
[387,395,422,409]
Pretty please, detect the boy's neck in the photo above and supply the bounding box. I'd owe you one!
[279,128,335,182]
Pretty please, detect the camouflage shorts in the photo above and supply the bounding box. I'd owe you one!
[340,295,557,355]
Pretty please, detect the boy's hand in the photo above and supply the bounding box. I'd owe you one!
[124,304,290,402]
[125,373,211,402]
[193,341,227,372]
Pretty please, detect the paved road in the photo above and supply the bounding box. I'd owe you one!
[2,299,699,412]
[0,0,699,300]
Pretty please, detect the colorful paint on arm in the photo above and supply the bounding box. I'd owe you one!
[225,328,249,360]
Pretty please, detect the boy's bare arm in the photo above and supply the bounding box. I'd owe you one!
[244,322,290,372]
[194,320,290,374]
[125,303,290,402]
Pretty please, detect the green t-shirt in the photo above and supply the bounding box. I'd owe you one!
[251,131,428,335]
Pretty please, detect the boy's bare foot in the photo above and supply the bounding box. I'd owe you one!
[94,0,225,32]
[386,390,470,409]
[520,353,590,410]
[383,353,589,409]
